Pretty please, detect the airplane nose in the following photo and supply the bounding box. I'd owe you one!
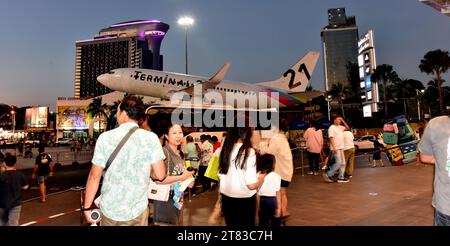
[97,74,109,86]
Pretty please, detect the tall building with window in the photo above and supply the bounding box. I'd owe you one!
[420,0,450,17]
[321,8,359,91]
[75,20,170,98]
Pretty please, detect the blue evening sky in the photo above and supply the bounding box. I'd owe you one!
[0,0,449,109]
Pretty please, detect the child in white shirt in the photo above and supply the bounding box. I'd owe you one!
[258,154,281,226]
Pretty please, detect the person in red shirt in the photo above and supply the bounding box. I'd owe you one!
[212,136,221,152]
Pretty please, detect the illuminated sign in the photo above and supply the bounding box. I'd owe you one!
[359,67,365,79]
[367,91,373,100]
[358,55,364,67]
[25,107,48,128]
[57,106,91,130]
[144,30,166,36]
[360,81,365,88]
[365,77,372,89]
[363,105,372,117]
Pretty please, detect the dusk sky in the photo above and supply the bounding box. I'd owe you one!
[0,0,449,109]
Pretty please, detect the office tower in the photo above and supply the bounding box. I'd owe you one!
[420,0,450,17]
[321,8,359,91]
[75,20,170,98]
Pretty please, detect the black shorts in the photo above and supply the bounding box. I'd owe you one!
[281,179,290,188]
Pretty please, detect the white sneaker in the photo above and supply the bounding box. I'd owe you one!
[337,178,350,183]
[307,171,314,175]
[322,173,334,183]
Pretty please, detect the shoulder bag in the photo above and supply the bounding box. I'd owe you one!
[93,126,138,207]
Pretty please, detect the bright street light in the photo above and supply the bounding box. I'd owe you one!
[178,16,194,74]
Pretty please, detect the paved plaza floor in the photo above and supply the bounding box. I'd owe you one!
[19,162,434,226]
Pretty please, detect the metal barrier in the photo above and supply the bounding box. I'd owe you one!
[292,146,307,176]
[47,150,94,165]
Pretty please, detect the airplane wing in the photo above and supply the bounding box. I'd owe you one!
[178,62,230,95]
[288,90,325,102]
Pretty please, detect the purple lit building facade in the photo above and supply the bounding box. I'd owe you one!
[420,0,450,17]
[74,20,170,98]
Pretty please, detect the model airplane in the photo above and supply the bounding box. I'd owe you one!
[97,51,321,108]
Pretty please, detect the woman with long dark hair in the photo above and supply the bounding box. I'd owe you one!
[218,126,266,226]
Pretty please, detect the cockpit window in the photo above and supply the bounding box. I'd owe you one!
[108,70,115,74]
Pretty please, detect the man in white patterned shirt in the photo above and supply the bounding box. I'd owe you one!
[83,95,166,226]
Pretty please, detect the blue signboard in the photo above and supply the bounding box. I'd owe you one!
[365,77,372,89]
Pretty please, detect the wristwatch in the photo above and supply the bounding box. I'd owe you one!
[80,206,92,211]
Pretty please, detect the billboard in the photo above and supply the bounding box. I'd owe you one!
[358,30,379,115]
[57,106,91,130]
[363,104,372,117]
[25,107,48,128]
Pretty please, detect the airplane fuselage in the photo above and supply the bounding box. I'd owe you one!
[97,51,320,108]
[98,68,303,108]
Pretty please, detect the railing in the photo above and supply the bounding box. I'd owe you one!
[47,150,94,165]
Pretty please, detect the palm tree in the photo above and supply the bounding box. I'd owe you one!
[419,49,450,115]
[106,100,121,130]
[423,79,450,117]
[87,97,108,134]
[391,79,425,118]
[371,64,399,118]
[326,82,353,119]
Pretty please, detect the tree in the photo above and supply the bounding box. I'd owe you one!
[371,64,399,118]
[391,79,425,118]
[87,97,108,134]
[326,82,353,119]
[422,79,450,117]
[106,100,121,130]
[419,49,450,115]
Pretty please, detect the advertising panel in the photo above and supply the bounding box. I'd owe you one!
[57,106,91,130]
[363,104,372,117]
[25,107,48,128]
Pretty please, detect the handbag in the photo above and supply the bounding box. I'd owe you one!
[148,179,171,202]
[148,148,172,202]
[204,148,221,181]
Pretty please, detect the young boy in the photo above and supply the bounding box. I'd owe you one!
[0,154,29,226]
[258,154,282,226]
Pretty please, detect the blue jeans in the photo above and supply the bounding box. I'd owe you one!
[327,149,345,179]
[0,205,22,226]
[434,210,450,226]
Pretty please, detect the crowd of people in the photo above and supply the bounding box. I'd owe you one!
[2,94,448,227]
[80,95,296,226]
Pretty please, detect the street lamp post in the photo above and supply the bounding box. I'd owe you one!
[11,110,15,139]
[416,89,425,121]
[178,16,194,74]
[11,110,15,155]
[325,95,332,121]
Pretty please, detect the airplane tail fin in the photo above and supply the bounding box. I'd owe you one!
[255,51,320,93]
